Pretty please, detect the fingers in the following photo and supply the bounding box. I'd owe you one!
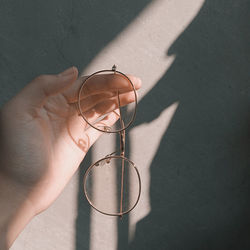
[81,91,136,124]
[77,89,136,114]
[63,73,141,104]
[84,111,120,149]
[77,92,115,113]
[18,67,78,107]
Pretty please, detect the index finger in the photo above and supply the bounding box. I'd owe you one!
[63,73,142,104]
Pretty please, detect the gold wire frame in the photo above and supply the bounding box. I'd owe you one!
[77,65,141,217]
[83,155,141,217]
[77,65,137,133]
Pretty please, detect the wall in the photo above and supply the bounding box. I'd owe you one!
[0,0,249,249]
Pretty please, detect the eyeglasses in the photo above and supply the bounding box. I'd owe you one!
[77,65,141,217]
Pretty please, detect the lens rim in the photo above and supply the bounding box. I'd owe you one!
[78,69,137,133]
[83,155,141,217]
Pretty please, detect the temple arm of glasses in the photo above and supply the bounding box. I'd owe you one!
[117,91,125,155]
[117,91,126,219]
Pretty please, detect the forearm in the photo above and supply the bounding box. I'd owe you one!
[0,173,35,249]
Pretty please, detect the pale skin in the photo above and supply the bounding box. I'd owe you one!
[0,66,141,249]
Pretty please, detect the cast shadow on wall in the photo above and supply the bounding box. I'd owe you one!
[122,1,250,249]
[0,1,151,249]
[69,1,153,250]
[0,0,249,249]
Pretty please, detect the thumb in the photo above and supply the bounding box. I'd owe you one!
[20,66,78,107]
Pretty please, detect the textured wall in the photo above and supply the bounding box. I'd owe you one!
[0,0,249,249]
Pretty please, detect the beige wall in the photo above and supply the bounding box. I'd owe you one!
[0,0,248,249]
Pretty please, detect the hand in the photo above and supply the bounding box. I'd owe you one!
[0,66,141,248]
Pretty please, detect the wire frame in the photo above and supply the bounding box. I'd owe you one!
[77,66,137,133]
[78,65,141,217]
[83,155,141,216]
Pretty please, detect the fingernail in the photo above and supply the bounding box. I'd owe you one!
[135,77,142,87]
[60,66,76,76]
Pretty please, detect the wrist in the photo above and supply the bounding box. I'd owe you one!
[0,172,36,249]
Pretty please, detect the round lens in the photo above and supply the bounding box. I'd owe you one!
[78,70,137,133]
[83,156,141,216]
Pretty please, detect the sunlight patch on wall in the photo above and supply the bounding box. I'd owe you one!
[81,0,205,103]
[82,0,205,249]
[129,101,179,241]
[89,133,118,250]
